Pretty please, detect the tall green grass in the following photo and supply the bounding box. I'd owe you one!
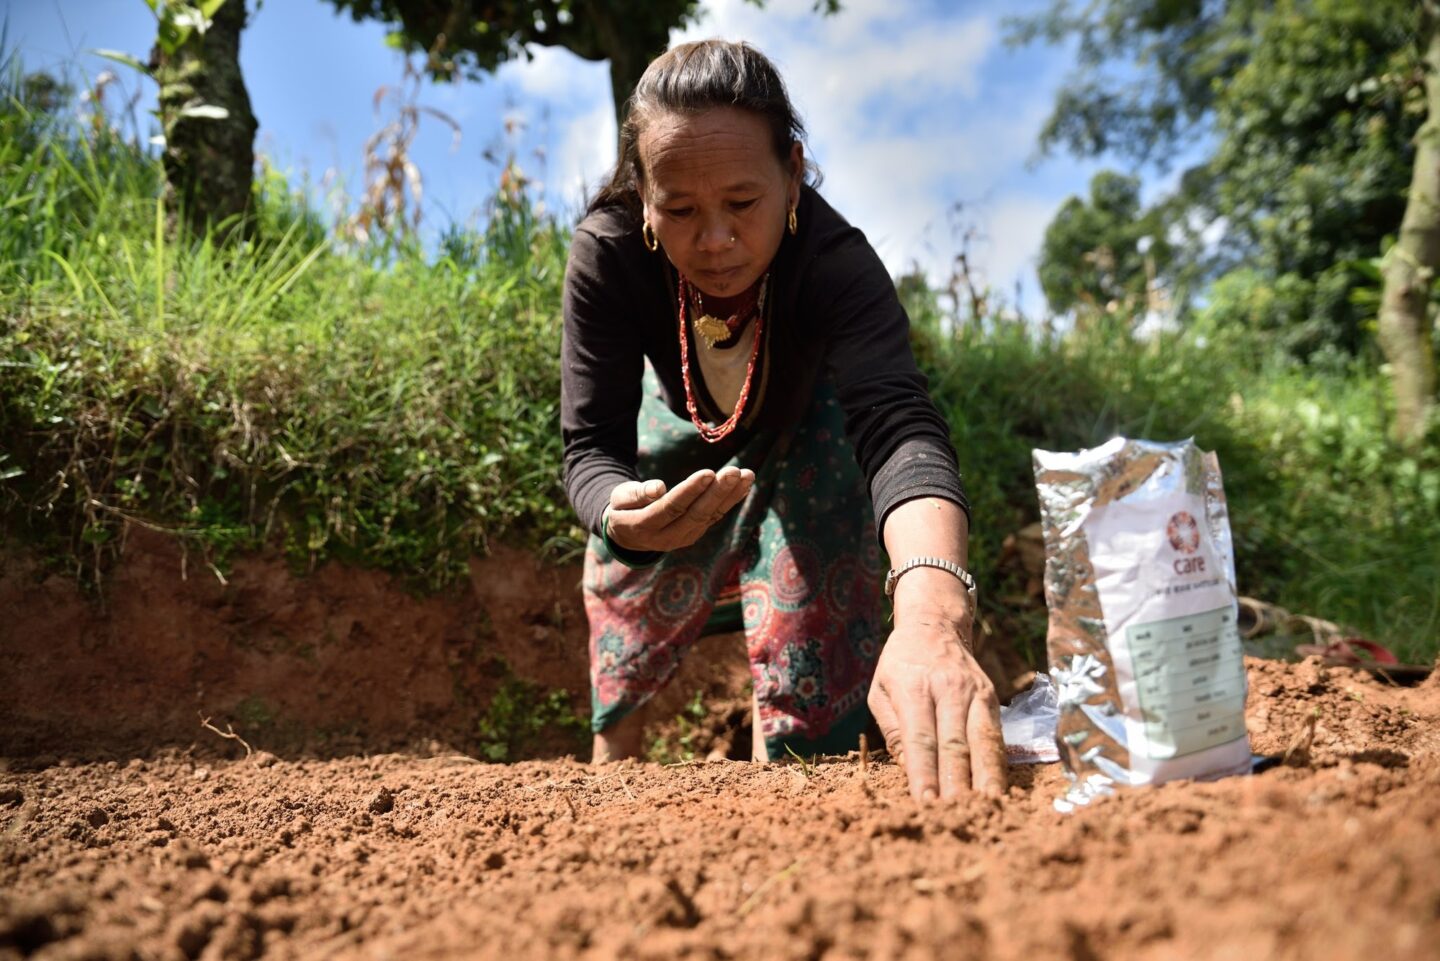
[0,68,574,586]
[2,58,1435,662]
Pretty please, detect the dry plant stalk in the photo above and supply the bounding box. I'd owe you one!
[737,858,805,918]
[199,713,253,759]
[347,54,460,244]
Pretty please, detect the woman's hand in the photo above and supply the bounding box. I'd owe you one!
[606,466,755,553]
[875,497,1008,802]
[867,593,1007,801]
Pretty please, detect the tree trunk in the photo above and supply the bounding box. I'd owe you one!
[586,3,670,132]
[153,0,258,241]
[1376,4,1440,445]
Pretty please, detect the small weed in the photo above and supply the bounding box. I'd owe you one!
[783,743,817,778]
[232,696,276,730]
[647,689,708,765]
[474,676,585,762]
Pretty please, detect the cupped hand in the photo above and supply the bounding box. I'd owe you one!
[867,621,1008,801]
[606,466,755,553]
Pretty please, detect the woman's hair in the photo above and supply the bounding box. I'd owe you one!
[587,39,817,220]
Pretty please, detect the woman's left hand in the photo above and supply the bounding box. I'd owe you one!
[867,611,1007,801]
[873,497,1007,802]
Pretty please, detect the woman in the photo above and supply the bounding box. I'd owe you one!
[562,40,1005,801]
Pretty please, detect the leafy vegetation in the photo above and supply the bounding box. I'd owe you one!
[0,63,574,586]
[901,285,1439,666]
[1016,0,1437,443]
[646,689,711,765]
[325,0,842,125]
[474,676,586,762]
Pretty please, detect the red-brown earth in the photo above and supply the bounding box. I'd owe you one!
[3,530,1438,960]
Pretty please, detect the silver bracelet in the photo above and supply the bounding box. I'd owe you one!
[883,556,977,604]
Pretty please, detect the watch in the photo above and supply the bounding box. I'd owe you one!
[883,556,977,604]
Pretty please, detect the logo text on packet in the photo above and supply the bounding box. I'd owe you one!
[1166,511,1205,574]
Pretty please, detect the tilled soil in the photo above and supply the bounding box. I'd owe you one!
[4,657,1439,961]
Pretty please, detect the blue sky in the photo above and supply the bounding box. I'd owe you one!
[6,0,1175,311]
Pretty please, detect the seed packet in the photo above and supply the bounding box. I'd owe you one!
[1033,438,1250,811]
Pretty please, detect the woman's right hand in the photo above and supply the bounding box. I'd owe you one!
[606,466,755,553]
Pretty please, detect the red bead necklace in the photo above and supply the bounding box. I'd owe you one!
[677,273,768,443]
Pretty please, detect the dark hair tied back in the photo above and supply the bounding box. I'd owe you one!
[588,40,817,219]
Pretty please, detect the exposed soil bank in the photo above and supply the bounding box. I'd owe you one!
[3,658,1438,960]
[0,528,593,759]
[0,528,1027,762]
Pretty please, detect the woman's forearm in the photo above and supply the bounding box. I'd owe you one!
[881,496,974,641]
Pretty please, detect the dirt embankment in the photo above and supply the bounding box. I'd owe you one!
[2,657,1438,961]
[0,527,1028,762]
[0,528,593,760]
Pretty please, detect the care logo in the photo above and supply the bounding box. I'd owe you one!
[1166,510,1205,574]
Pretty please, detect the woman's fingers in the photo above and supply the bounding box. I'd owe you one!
[647,470,717,523]
[677,466,750,526]
[966,691,1008,797]
[890,676,942,802]
[934,684,973,801]
[721,468,756,511]
[609,468,756,552]
[609,478,667,511]
[867,683,905,769]
[650,467,753,530]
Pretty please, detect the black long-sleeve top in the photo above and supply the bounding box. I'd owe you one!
[560,184,969,543]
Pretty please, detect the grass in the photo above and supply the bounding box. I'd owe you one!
[1,64,575,588]
[2,55,1436,666]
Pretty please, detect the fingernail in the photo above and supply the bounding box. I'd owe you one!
[920,788,937,803]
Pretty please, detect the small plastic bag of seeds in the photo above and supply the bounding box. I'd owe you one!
[1000,674,1061,765]
[1033,437,1250,811]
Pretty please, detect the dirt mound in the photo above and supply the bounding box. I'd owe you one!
[3,656,1436,961]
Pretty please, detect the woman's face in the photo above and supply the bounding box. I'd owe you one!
[639,107,803,299]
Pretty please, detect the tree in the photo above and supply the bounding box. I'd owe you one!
[1376,1,1439,445]
[1014,0,1426,357]
[324,0,840,128]
[149,0,258,239]
[1038,170,1175,320]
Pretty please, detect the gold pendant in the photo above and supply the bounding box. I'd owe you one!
[694,313,732,348]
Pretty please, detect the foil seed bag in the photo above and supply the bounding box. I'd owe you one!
[1033,437,1250,810]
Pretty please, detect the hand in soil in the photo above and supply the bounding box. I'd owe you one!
[605,467,755,552]
[868,620,1007,801]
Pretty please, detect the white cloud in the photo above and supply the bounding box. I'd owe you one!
[549,98,618,209]
[976,194,1065,304]
[503,44,608,102]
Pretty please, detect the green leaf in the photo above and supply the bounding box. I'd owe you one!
[93,49,152,77]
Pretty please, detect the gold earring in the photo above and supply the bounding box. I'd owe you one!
[642,221,659,252]
[787,207,798,235]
